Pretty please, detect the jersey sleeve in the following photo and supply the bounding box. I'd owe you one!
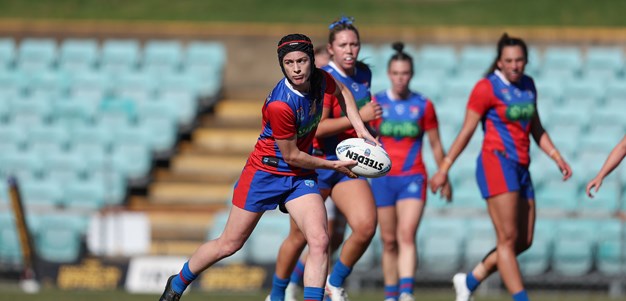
[467,79,495,116]
[266,101,296,139]
[323,70,337,95]
[423,99,439,131]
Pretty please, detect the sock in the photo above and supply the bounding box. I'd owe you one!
[512,290,529,301]
[384,284,399,301]
[270,274,290,301]
[171,261,197,294]
[303,286,325,301]
[399,277,414,295]
[466,271,481,292]
[290,259,306,285]
[328,260,352,287]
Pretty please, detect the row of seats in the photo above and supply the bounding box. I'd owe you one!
[0,211,88,265]
[363,44,626,84]
[204,212,626,278]
[0,38,226,76]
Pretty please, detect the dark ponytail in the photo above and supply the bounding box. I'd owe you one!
[485,33,528,76]
[388,41,414,73]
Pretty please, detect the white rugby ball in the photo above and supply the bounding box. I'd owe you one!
[335,138,391,178]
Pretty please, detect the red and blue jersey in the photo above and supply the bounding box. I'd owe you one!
[372,90,438,176]
[314,61,372,159]
[468,70,537,166]
[247,70,337,176]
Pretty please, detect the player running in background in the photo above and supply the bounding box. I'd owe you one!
[430,33,572,301]
[268,16,382,301]
[586,135,626,197]
[370,42,452,301]
[157,33,377,301]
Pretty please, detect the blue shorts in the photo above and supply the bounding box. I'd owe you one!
[316,168,366,191]
[476,150,535,199]
[371,173,427,207]
[232,164,320,212]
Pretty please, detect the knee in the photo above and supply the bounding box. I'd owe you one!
[288,229,307,246]
[515,239,532,254]
[350,219,376,242]
[497,231,519,250]
[397,226,417,246]
[218,238,244,258]
[306,231,330,256]
[381,234,398,252]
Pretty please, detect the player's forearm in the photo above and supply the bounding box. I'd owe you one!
[283,150,334,170]
[316,116,353,138]
[594,136,626,179]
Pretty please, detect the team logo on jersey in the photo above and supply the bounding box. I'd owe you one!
[513,88,522,98]
[505,103,536,121]
[382,105,390,118]
[379,121,420,138]
[351,82,359,92]
[304,180,315,188]
[409,106,420,118]
[408,181,419,193]
[501,89,512,101]
[395,104,405,115]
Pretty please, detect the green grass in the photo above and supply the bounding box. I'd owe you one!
[0,288,619,301]
[0,0,625,26]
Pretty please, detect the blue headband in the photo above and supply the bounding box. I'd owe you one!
[329,16,355,30]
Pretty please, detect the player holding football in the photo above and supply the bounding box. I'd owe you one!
[430,33,572,301]
[157,33,376,301]
[370,42,451,301]
[268,16,382,301]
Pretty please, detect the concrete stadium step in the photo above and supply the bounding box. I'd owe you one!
[148,182,233,205]
[153,168,236,184]
[200,115,261,129]
[150,239,204,256]
[128,196,228,212]
[192,128,258,154]
[147,211,214,241]
[170,154,246,178]
[213,99,262,119]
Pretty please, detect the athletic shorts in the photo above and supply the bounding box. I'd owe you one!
[316,169,367,191]
[476,150,535,199]
[232,164,320,212]
[371,173,427,207]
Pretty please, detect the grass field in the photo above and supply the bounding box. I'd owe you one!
[0,288,620,301]
[0,0,625,27]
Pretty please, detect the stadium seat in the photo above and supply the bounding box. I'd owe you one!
[439,77,476,103]
[416,45,457,78]
[0,149,44,179]
[418,233,464,275]
[535,178,579,215]
[26,123,70,154]
[540,46,583,79]
[17,38,57,73]
[40,147,87,183]
[246,213,291,264]
[0,38,16,70]
[206,210,249,264]
[583,46,624,80]
[143,40,183,74]
[409,73,442,101]
[156,91,198,125]
[0,213,23,265]
[184,41,226,73]
[53,96,99,127]
[100,39,140,74]
[97,97,137,129]
[59,38,99,72]
[357,43,381,68]
[533,77,564,102]
[138,116,178,152]
[578,179,620,216]
[0,122,28,150]
[68,70,111,100]
[9,95,53,127]
[519,219,555,276]
[560,78,605,109]
[20,177,64,209]
[595,219,624,276]
[35,213,85,263]
[111,71,156,104]
[0,71,26,100]
[551,219,595,276]
[61,178,106,211]
[87,170,127,206]
[111,142,152,179]
[456,45,495,78]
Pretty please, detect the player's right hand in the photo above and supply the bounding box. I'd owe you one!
[585,177,602,198]
[334,160,358,178]
[429,170,448,194]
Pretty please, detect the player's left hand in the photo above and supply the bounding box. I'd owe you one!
[585,177,602,198]
[556,158,572,181]
[441,180,452,202]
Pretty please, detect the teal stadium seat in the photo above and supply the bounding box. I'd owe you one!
[551,219,596,276]
[35,213,86,263]
[463,218,495,269]
[27,70,69,100]
[0,71,26,101]
[111,142,152,179]
[20,177,64,209]
[595,220,624,276]
[0,212,23,265]
[184,41,226,98]
[68,71,111,101]
[524,47,542,78]
[247,213,291,264]
[0,38,16,70]
[416,45,457,79]
[59,39,99,72]
[578,179,620,216]
[206,210,250,264]
[0,149,43,179]
[518,219,554,276]
[418,218,465,275]
[100,39,140,74]
[456,45,495,78]
[112,71,156,104]
[356,43,381,68]
[410,73,442,101]
[560,78,604,109]
[9,95,53,127]
[88,170,127,206]
[0,122,27,151]
[41,147,87,183]
[583,46,624,80]
[61,178,106,211]
[440,77,476,103]
[156,92,198,126]
[540,46,582,80]
[138,116,177,152]
[98,97,136,129]
[533,77,564,103]
[535,178,579,215]
[143,40,183,74]
[26,124,70,155]
[17,38,57,73]
[53,96,99,127]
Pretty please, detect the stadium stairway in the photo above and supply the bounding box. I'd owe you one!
[127,98,261,256]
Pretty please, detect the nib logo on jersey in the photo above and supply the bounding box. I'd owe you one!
[345,149,385,171]
[379,121,421,138]
[505,103,535,122]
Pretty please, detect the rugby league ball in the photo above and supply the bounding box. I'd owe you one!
[335,138,392,178]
